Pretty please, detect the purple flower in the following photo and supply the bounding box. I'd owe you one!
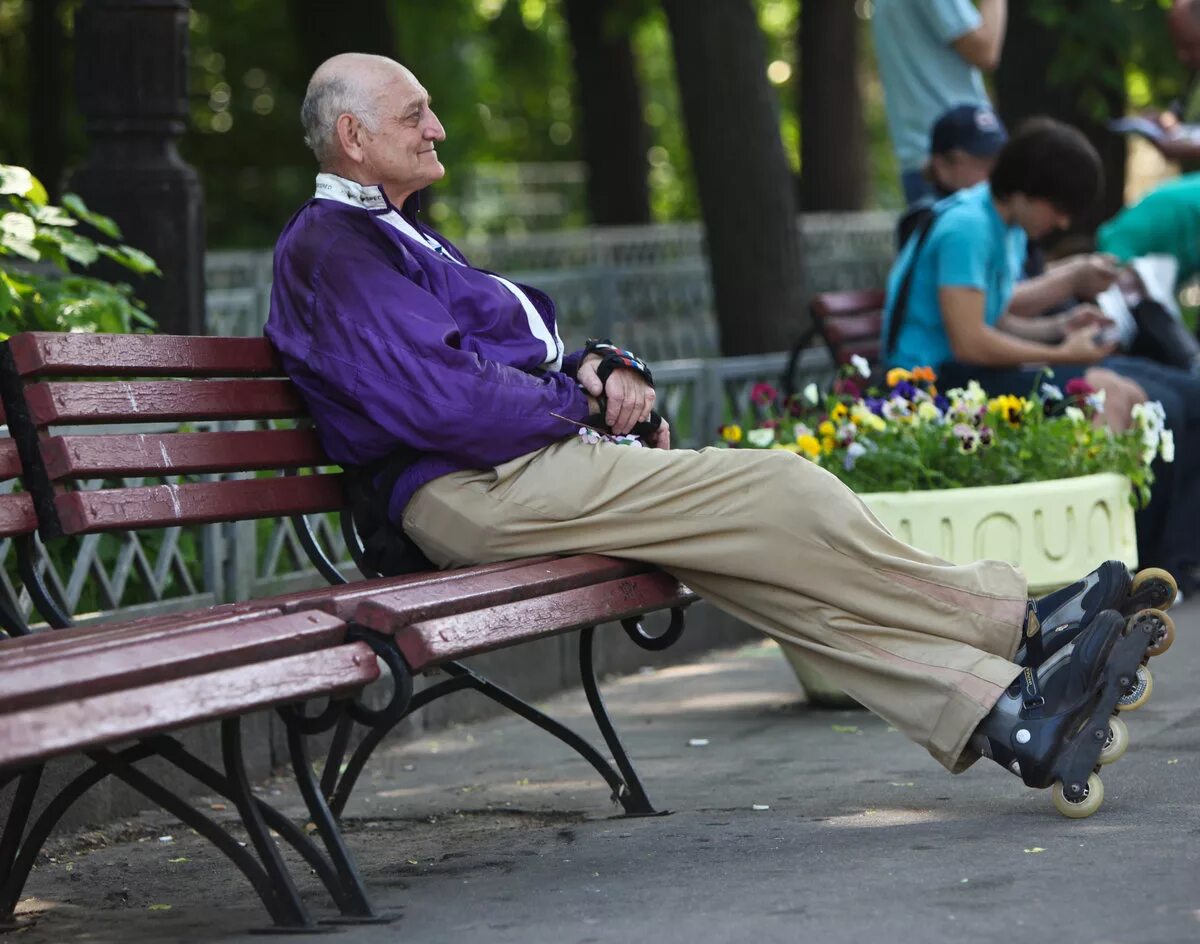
[893,380,919,401]
[934,394,950,413]
[865,396,886,416]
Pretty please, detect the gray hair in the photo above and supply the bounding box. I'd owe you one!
[300,75,380,164]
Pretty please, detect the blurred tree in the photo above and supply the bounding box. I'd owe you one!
[997,0,1186,228]
[662,0,805,355]
[562,0,651,223]
[29,0,66,199]
[797,0,866,211]
[285,0,398,77]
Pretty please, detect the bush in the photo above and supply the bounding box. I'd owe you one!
[0,164,158,337]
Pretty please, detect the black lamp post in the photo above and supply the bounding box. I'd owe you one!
[68,0,205,336]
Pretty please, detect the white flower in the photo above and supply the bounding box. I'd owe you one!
[1161,429,1175,463]
[1085,389,1106,414]
[882,397,911,420]
[1040,382,1063,401]
[1064,406,1087,425]
[803,382,819,405]
[746,427,776,448]
[849,354,871,379]
[843,441,867,470]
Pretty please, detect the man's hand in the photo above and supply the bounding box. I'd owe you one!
[648,416,671,450]
[577,352,656,435]
[1058,303,1113,334]
[1069,253,1119,299]
[1057,325,1117,364]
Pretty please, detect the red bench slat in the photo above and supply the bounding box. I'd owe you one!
[352,555,656,634]
[811,289,887,320]
[0,440,21,479]
[8,332,281,378]
[0,610,348,712]
[395,571,694,671]
[42,429,327,479]
[0,642,379,769]
[0,493,36,538]
[279,556,561,619]
[0,609,282,666]
[24,379,306,425]
[54,473,344,533]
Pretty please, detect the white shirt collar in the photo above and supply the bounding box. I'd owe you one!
[314,173,389,212]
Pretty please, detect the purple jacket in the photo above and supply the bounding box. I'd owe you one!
[266,182,591,524]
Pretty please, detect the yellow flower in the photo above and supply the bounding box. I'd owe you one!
[916,401,940,423]
[821,435,836,454]
[886,368,912,387]
[818,420,836,437]
[987,395,1027,427]
[830,402,849,421]
[770,442,801,453]
[720,424,743,444]
[796,434,822,459]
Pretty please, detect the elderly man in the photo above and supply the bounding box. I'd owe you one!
[266,53,1173,817]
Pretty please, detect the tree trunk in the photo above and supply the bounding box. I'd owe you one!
[661,0,806,355]
[29,0,66,200]
[284,0,398,79]
[562,0,651,224]
[994,3,1126,232]
[797,0,866,211]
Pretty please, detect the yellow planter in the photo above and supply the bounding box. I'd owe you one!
[784,473,1138,707]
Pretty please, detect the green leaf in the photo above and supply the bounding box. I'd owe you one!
[61,193,122,239]
[30,203,77,228]
[0,165,35,197]
[0,212,39,261]
[47,229,101,267]
[97,242,160,276]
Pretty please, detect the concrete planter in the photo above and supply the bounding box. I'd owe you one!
[784,473,1138,707]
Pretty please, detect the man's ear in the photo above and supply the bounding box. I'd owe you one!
[335,113,365,164]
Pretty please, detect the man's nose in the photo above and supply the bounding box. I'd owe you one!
[425,110,446,141]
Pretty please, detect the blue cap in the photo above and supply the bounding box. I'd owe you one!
[930,104,1008,157]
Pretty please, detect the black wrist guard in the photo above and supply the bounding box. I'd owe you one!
[586,400,664,440]
[585,338,654,388]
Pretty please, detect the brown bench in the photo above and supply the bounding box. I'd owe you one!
[0,331,694,931]
[781,289,886,396]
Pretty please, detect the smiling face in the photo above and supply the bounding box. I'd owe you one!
[356,67,446,205]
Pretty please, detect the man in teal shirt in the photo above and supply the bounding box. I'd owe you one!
[1098,174,1200,283]
[872,0,1007,204]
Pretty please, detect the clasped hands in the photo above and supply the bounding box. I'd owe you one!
[577,352,671,449]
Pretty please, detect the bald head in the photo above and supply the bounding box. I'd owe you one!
[300,53,415,166]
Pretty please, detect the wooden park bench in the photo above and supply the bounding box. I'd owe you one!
[781,289,886,396]
[0,332,695,932]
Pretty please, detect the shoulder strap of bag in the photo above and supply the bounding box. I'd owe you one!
[884,208,940,361]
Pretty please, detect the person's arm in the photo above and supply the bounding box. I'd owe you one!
[1008,254,1119,315]
[939,286,1115,365]
[951,0,1007,71]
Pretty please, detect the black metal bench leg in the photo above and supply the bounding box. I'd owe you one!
[146,734,358,918]
[219,719,319,931]
[579,626,663,816]
[0,766,42,925]
[320,712,355,800]
[284,722,396,925]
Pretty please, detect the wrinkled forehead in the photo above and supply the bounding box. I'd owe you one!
[377,65,428,112]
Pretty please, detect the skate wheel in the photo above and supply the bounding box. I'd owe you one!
[1098,716,1129,766]
[1130,567,1178,612]
[1117,664,1153,711]
[1052,772,1104,818]
[1141,608,1175,659]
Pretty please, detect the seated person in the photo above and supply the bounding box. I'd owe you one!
[1097,174,1200,286]
[881,117,1200,581]
[267,53,1174,814]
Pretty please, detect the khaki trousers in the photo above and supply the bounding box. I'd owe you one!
[403,439,1028,771]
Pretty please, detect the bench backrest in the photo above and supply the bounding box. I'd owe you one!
[0,333,340,540]
[0,399,37,541]
[810,289,886,367]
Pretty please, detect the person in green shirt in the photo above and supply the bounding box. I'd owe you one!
[1097,174,1200,283]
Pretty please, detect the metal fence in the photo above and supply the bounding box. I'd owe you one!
[206,212,897,358]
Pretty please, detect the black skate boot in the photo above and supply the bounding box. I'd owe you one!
[973,608,1165,818]
[1016,561,1177,669]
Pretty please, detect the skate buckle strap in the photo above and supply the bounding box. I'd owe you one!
[585,338,655,388]
[1022,600,1045,665]
[1018,664,1045,711]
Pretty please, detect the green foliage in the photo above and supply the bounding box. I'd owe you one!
[1027,0,1184,122]
[0,164,157,338]
[717,368,1169,507]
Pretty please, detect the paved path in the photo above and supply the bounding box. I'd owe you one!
[13,599,1200,943]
